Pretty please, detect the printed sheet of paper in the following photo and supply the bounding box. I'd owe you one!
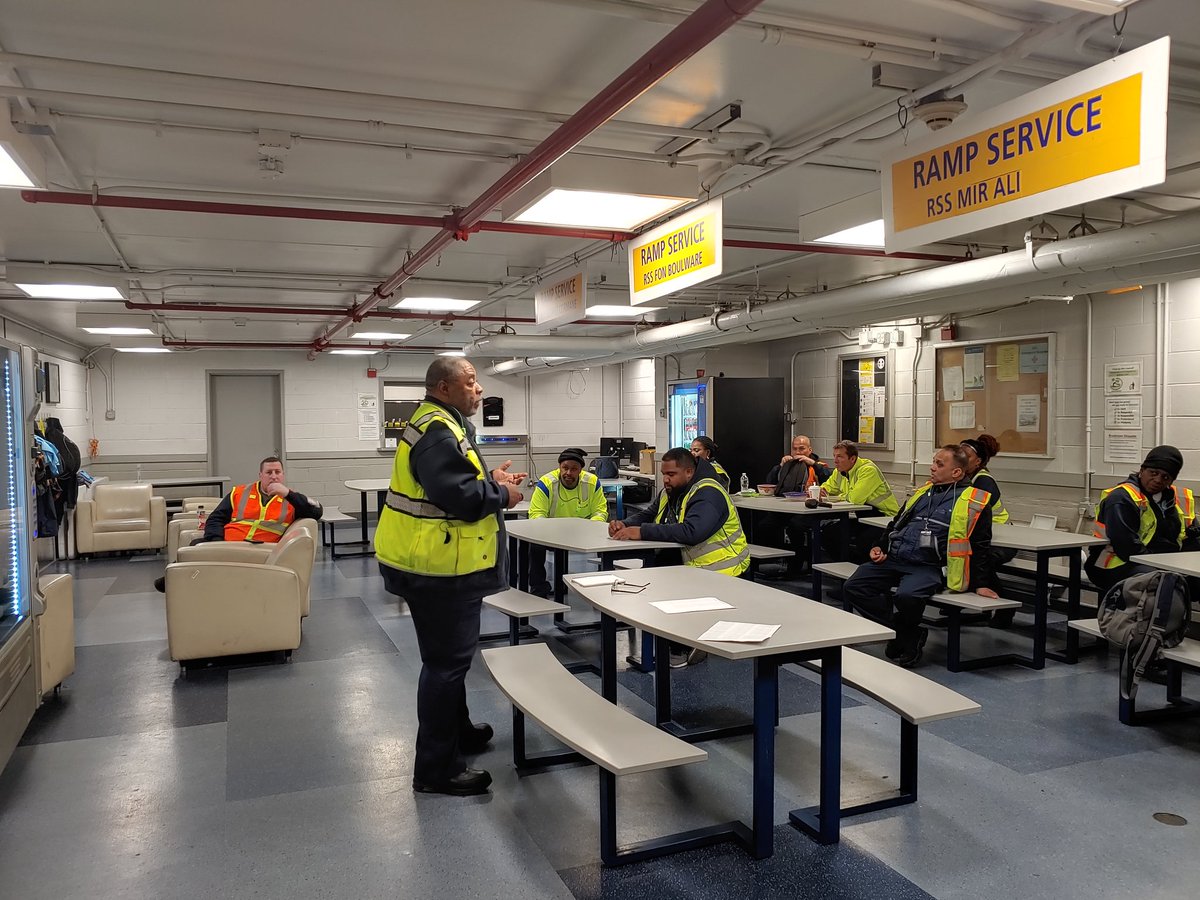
[942,365,964,401]
[572,574,622,587]
[1104,395,1142,429]
[651,597,733,614]
[858,416,875,442]
[698,621,781,643]
[858,359,875,388]
[996,344,1020,381]
[358,424,379,441]
[872,386,887,417]
[964,346,985,390]
[949,401,975,430]
[1104,430,1142,464]
[1016,394,1041,432]
[859,390,875,416]
[1020,342,1049,374]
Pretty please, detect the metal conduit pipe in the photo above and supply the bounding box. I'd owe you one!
[472,209,1200,371]
[161,339,449,352]
[307,0,768,355]
[904,0,1040,31]
[0,50,769,144]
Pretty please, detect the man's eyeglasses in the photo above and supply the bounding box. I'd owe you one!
[611,580,649,594]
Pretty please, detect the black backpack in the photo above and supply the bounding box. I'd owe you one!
[43,419,81,476]
[1098,570,1191,700]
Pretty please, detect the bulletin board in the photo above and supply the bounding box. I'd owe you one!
[934,333,1054,457]
[837,351,892,449]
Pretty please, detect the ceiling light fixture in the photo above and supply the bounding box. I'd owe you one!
[82,327,155,336]
[114,347,172,353]
[394,297,479,312]
[330,349,377,355]
[812,219,886,248]
[9,263,128,300]
[351,331,413,341]
[437,350,466,357]
[502,156,697,230]
[585,304,663,318]
[1033,0,1137,14]
[393,282,481,312]
[76,310,156,335]
[0,118,45,188]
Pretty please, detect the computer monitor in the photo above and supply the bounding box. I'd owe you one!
[599,436,636,464]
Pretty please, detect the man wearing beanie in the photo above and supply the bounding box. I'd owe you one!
[1086,444,1197,596]
[527,448,609,598]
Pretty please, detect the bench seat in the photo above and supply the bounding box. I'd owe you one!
[793,646,980,820]
[747,544,793,560]
[481,589,569,645]
[319,507,362,557]
[484,643,743,866]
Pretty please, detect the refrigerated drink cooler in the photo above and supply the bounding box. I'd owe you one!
[666,377,784,488]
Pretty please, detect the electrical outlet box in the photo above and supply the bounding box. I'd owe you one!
[105,410,116,420]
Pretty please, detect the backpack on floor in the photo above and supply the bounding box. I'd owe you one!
[1098,570,1191,701]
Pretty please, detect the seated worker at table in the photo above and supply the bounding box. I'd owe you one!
[819,440,900,564]
[153,456,324,591]
[759,434,831,577]
[609,447,750,578]
[959,433,1017,619]
[690,436,730,491]
[1085,445,1198,597]
[527,447,609,598]
[842,446,998,668]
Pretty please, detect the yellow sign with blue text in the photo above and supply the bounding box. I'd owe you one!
[883,37,1169,252]
[629,198,723,305]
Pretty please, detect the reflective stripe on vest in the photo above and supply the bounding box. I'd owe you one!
[1092,482,1185,569]
[373,400,499,577]
[225,483,293,543]
[1179,487,1196,527]
[974,468,1010,525]
[543,470,596,518]
[656,477,749,576]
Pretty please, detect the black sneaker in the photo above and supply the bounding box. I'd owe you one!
[885,639,902,660]
[894,628,929,669]
[460,722,494,754]
[412,767,492,796]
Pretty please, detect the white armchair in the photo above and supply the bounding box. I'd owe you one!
[36,574,75,697]
[74,482,167,555]
[165,528,315,663]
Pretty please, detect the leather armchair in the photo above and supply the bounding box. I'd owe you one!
[165,528,315,663]
[74,483,167,555]
[176,519,318,615]
[168,513,201,564]
[36,574,75,697]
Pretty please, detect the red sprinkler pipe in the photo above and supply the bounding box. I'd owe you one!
[307,0,768,353]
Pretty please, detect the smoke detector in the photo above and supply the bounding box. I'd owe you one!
[912,93,967,131]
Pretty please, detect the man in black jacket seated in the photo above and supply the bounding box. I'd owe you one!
[760,435,831,576]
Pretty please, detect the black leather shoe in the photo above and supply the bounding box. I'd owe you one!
[895,628,929,669]
[154,576,166,594]
[460,722,494,753]
[412,767,492,796]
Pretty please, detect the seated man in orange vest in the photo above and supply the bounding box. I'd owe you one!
[154,456,323,591]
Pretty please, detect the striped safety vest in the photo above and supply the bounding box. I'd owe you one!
[224,482,295,543]
[655,476,750,576]
[973,468,1010,525]
[531,469,606,520]
[1092,482,1188,569]
[373,401,499,577]
[900,481,992,591]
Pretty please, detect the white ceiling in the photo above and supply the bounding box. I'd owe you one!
[1,0,1199,355]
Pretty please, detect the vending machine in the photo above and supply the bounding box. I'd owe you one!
[666,377,784,487]
[0,342,37,771]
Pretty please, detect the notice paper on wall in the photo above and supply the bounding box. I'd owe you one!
[358,424,379,441]
[996,344,1020,381]
[859,391,874,417]
[1105,430,1142,464]
[942,365,964,401]
[1020,342,1049,374]
[964,346,985,390]
[651,597,733,614]
[949,401,975,430]
[858,416,875,442]
[859,359,875,388]
[1016,394,1041,432]
[698,621,781,643]
[1104,395,1142,429]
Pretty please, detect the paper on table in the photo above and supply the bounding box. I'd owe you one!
[572,574,622,587]
[651,597,733,614]
[698,621,781,643]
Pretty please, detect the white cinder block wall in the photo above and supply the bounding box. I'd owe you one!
[767,276,1200,527]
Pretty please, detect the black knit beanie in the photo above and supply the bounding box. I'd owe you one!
[1141,445,1183,479]
[558,447,587,466]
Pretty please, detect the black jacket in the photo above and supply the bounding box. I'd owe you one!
[378,396,509,600]
[766,454,831,492]
[1087,474,1183,567]
[622,459,733,547]
[201,483,324,542]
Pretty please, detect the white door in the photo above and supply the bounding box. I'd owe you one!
[208,373,283,485]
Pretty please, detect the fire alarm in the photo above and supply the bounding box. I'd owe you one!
[366,368,378,378]
[696,369,705,378]
[940,325,957,341]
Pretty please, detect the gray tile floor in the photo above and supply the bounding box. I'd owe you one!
[2,548,1199,899]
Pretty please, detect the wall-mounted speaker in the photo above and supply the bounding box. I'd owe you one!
[482,396,504,426]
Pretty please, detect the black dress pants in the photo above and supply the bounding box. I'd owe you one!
[405,593,483,784]
[842,558,944,649]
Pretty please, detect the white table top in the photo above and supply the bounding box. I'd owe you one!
[599,478,638,488]
[504,500,530,517]
[506,517,681,552]
[1131,551,1200,577]
[565,566,893,660]
[859,515,1105,552]
[732,495,870,516]
[344,478,391,492]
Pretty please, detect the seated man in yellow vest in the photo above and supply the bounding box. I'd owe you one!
[153,456,323,591]
[527,447,609,598]
[820,439,901,564]
[842,446,998,668]
[1085,445,1197,597]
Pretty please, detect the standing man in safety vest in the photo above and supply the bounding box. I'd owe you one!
[527,447,609,598]
[842,445,998,668]
[201,456,324,543]
[374,356,526,798]
[1086,445,1197,597]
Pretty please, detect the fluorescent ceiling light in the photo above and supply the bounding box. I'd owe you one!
[812,219,886,248]
[393,296,479,312]
[0,118,46,188]
[115,347,172,353]
[1033,0,1136,14]
[330,349,377,355]
[437,350,466,357]
[502,155,697,230]
[351,331,412,340]
[82,326,155,336]
[512,189,689,231]
[0,146,36,188]
[585,305,663,318]
[17,283,125,300]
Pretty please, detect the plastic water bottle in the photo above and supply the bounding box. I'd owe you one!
[136,464,142,483]
[740,472,750,493]
[196,506,207,529]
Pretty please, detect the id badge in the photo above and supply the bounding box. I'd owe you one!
[919,527,935,550]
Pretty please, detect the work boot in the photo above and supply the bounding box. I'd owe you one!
[412,768,492,796]
[894,628,929,669]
